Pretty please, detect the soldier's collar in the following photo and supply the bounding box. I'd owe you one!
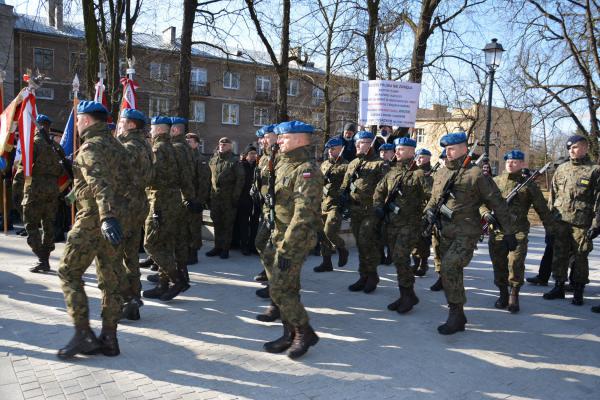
[281,145,310,161]
[571,154,591,165]
[80,121,108,140]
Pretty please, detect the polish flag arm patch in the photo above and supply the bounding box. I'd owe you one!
[302,171,312,179]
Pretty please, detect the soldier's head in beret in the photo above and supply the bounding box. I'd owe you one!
[379,143,395,161]
[355,130,374,156]
[439,132,468,161]
[76,100,109,133]
[274,121,314,154]
[185,133,200,150]
[218,136,233,154]
[257,124,278,151]
[170,117,187,138]
[118,108,146,136]
[393,137,416,161]
[566,134,588,160]
[325,136,344,160]
[36,114,52,131]
[416,148,432,166]
[504,150,526,174]
[343,122,357,139]
[150,116,172,139]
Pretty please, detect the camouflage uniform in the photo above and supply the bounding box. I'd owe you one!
[261,146,323,326]
[22,131,63,258]
[426,155,515,305]
[189,149,211,255]
[58,122,131,329]
[319,156,348,256]
[481,172,552,288]
[171,134,196,266]
[117,128,153,299]
[411,162,434,268]
[208,151,244,251]
[255,147,278,273]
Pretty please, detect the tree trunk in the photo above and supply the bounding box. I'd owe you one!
[125,0,133,59]
[409,0,439,83]
[82,0,99,99]
[178,0,197,119]
[366,0,379,80]
[276,0,291,122]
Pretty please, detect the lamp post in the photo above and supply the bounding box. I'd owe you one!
[482,38,504,173]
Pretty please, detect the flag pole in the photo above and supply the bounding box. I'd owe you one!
[70,74,79,225]
[0,69,7,234]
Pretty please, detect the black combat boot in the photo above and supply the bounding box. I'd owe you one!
[121,298,141,321]
[437,303,467,335]
[30,250,50,273]
[57,325,101,359]
[348,274,367,292]
[396,285,419,314]
[313,255,333,272]
[543,281,565,300]
[591,304,600,313]
[147,273,159,283]
[495,286,509,309]
[178,264,191,291]
[572,283,585,306]
[139,257,155,269]
[288,324,319,359]
[256,285,270,299]
[206,247,222,257]
[160,280,187,301]
[220,249,230,259]
[508,286,520,314]
[338,247,349,267]
[264,322,295,353]
[254,270,268,282]
[414,259,429,277]
[142,283,169,299]
[256,302,280,322]
[363,273,380,293]
[430,275,443,291]
[526,275,548,286]
[98,326,120,356]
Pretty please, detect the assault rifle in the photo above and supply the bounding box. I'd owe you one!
[422,140,479,237]
[250,155,263,206]
[383,155,417,217]
[265,144,278,230]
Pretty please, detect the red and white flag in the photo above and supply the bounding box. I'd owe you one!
[120,77,138,111]
[17,87,37,178]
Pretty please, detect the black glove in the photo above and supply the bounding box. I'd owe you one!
[423,208,436,225]
[184,200,203,213]
[278,256,291,271]
[483,212,498,225]
[101,217,123,246]
[503,233,518,251]
[374,206,385,220]
[586,226,600,241]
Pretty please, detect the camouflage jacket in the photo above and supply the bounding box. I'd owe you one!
[480,172,552,233]
[373,159,431,227]
[22,131,63,204]
[209,151,244,201]
[549,155,600,228]
[73,122,131,221]
[148,134,180,202]
[118,128,153,207]
[426,154,515,238]
[191,149,211,206]
[320,156,348,212]
[273,146,323,258]
[171,134,196,202]
[255,146,279,216]
[341,151,388,210]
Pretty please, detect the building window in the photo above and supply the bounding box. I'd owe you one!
[312,112,324,129]
[256,76,271,93]
[191,68,207,86]
[338,92,352,103]
[149,97,170,117]
[288,79,299,96]
[416,128,425,144]
[223,71,240,90]
[191,101,206,123]
[36,87,54,100]
[312,87,324,105]
[150,62,170,81]
[34,48,54,72]
[254,107,270,126]
[222,103,239,125]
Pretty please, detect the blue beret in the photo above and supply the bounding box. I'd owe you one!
[440,132,467,147]
[440,149,447,159]
[36,114,52,124]
[504,150,525,161]
[107,123,116,131]
[416,148,432,156]
[325,137,344,149]
[151,116,172,126]
[121,108,146,122]
[0,156,6,170]
[170,117,187,125]
[274,121,314,135]
[77,100,108,115]
[394,137,417,148]
[379,143,395,151]
[355,131,374,140]
[566,135,586,149]
[256,124,276,138]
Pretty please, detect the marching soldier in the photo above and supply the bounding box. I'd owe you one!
[480,150,553,313]
[430,148,446,292]
[543,135,600,305]
[207,137,244,259]
[373,137,431,313]
[379,143,395,164]
[22,114,63,273]
[423,132,516,335]
[411,148,433,277]
[57,101,129,358]
[186,133,211,264]
[116,109,153,320]
[314,136,349,272]
[341,131,389,293]
[260,121,323,359]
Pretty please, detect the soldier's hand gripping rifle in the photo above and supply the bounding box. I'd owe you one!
[265,144,278,231]
[422,140,479,238]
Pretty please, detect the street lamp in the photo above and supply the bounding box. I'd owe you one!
[482,38,504,173]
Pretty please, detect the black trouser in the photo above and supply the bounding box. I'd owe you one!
[236,200,259,252]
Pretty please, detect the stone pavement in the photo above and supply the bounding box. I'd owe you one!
[0,227,599,400]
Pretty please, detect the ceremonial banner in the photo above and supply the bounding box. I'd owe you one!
[120,77,138,110]
[0,94,22,154]
[60,110,75,158]
[17,88,37,177]
[358,80,421,128]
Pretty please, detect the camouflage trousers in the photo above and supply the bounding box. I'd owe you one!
[489,231,529,288]
[144,192,179,285]
[350,208,381,275]
[262,230,316,326]
[11,176,24,220]
[210,198,237,250]
[432,233,441,273]
[173,204,190,267]
[188,210,204,253]
[411,235,431,263]
[119,200,148,300]
[22,196,58,256]
[438,233,479,305]
[58,209,123,328]
[387,224,420,288]
[320,209,345,257]
[255,219,274,274]
[552,221,591,284]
